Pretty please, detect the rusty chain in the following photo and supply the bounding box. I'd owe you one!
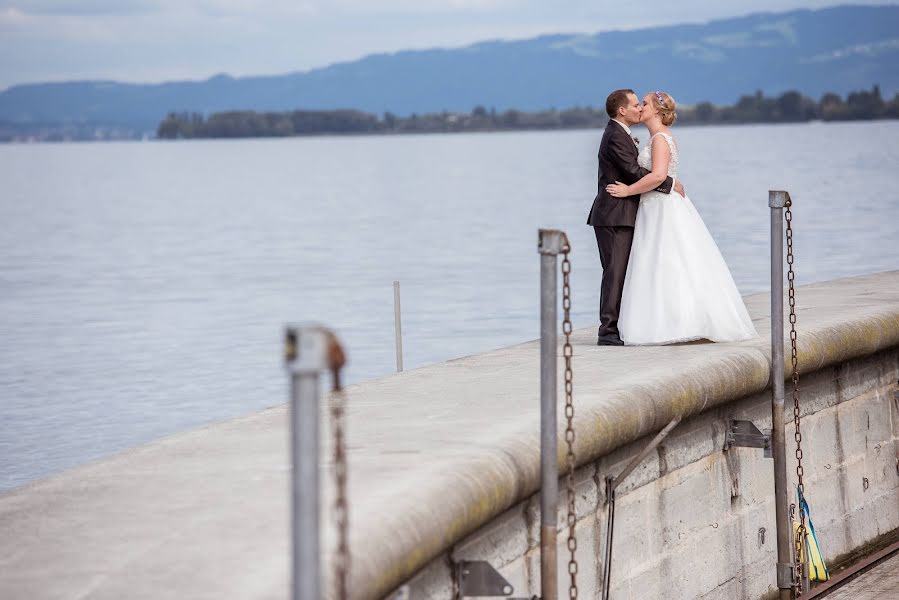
[328,337,350,600]
[785,199,806,593]
[561,244,579,600]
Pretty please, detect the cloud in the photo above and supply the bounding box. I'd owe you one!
[327,0,517,13]
[802,38,899,63]
[193,0,318,18]
[0,0,159,16]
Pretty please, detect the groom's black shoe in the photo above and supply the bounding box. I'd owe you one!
[597,334,624,346]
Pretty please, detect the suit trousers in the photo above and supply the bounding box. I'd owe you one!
[594,225,635,339]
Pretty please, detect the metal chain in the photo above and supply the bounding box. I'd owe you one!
[785,199,806,593]
[328,337,350,600]
[331,386,350,600]
[561,244,579,600]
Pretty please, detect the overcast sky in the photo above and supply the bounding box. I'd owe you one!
[1,1,895,90]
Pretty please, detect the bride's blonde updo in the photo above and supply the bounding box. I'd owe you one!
[651,91,677,126]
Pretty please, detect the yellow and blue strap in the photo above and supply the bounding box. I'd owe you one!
[796,487,829,582]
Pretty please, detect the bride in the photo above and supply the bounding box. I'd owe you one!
[606,91,756,345]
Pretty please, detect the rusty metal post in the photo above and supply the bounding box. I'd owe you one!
[538,229,566,600]
[769,190,794,599]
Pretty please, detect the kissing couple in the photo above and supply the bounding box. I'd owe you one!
[586,89,756,346]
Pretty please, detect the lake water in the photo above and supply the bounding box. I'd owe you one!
[1,121,898,492]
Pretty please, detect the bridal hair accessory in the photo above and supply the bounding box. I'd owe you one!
[653,92,678,126]
[632,136,640,146]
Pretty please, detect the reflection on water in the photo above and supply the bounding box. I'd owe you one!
[1,121,897,491]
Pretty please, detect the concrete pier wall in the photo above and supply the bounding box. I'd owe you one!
[1,271,898,600]
[393,348,899,600]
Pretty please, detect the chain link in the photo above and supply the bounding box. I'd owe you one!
[785,199,806,593]
[561,244,579,600]
[330,386,350,600]
[328,336,350,600]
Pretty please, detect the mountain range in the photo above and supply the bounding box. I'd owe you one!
[1,5,898,133]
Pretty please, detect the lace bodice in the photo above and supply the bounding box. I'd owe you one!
[637,132,679,178]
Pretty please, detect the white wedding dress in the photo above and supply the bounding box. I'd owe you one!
[618,132,756,345]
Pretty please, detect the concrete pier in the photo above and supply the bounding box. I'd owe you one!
[1,271,898,600]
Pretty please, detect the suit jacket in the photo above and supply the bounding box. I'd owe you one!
[586,120,674,227]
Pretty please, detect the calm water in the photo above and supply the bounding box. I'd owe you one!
[1,121,897,491]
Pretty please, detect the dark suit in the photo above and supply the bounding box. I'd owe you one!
[587,120,673,340]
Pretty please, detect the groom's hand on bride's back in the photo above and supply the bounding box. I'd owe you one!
[675,181,686,196]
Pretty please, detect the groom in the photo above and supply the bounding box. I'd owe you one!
[586,89,683,346]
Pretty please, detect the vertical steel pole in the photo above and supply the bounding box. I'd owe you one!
[538,229,564,600]
[394,281,404,372]
[285,326,330,600]
[601,477,615,600]
[769,191,794,599]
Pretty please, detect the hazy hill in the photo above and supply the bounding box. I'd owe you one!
[1,5,897,133]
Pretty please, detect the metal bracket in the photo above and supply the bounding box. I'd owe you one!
[723,419,772,458]
[537,228,568,256]
[776,562,795,589]
[455,561,535,599]
[769,190,791,209]
[284,324,331,375]
[601,416,681,600]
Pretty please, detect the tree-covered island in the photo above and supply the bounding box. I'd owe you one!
[158,86,899,139]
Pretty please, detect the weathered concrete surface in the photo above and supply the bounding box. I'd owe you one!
[1,271,899,600]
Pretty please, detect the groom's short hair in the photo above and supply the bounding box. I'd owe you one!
[606,89,636,118]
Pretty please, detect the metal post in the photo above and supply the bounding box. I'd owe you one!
[284,325,330,600]
[538,229,566,600]
[602,477,615,600]
[601,416,680,600]
[769,190,794,599]
[393,281,403,372]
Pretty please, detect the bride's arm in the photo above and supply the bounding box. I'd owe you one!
[606,139,671,197]
[606,130,673,193]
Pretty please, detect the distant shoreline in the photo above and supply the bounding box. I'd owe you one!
[4,117,899,145]
[151,87,898,142]
[3,86,898,144]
